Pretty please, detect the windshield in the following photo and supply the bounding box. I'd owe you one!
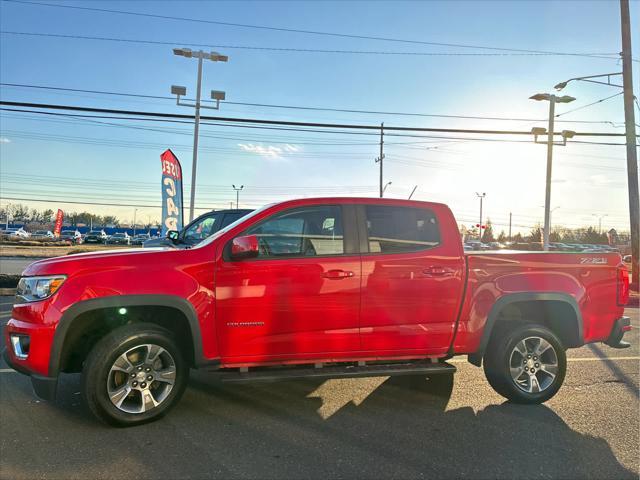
[35,231,48,234]
[89,231,102,235]
[195,204,273,249]
[113,233,125,237]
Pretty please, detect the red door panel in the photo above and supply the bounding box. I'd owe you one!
[215,256,361,361]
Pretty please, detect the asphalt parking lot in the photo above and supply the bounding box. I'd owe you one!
[0,296,638,480]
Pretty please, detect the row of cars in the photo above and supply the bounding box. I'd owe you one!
[463,240,622,253]
[0,227,153,246]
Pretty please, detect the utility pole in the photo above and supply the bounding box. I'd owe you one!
[375,123,385,197]
[475,192,486,241]
[620,0,639,287]
[232,185,244,209]
[508,212,512,241]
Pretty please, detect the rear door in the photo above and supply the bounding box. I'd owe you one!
[359,204,465,355]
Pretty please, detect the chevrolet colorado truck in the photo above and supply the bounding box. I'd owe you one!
[3,198,631,426]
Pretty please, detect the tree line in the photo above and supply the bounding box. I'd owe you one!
[0,204,147,228]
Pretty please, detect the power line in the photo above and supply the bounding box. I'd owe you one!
[1,1,622,59]
[0,82,622,125]
[1,31,618,59]
[556,92,624,118]
[0,101,629,138]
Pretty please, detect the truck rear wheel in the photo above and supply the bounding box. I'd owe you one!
[82,323,189,426]
[483,324,566,404]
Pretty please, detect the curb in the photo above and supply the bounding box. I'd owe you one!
[0,288,16,296]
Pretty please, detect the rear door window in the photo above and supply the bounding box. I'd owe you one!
[365,205,440,253]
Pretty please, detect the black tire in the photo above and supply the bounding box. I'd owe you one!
[82,323,189,427]
[483,324,566,404]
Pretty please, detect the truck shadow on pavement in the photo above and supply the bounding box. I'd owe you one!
[2,370,635,480]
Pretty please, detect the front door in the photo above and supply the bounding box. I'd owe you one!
[215,204,361,363]
[359,204,465,355]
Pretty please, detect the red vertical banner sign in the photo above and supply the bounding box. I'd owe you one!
[160,149,184,236]
[53,209,64,237]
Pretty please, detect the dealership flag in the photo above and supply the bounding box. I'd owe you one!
[160,149,184,236]
[53,209,64,237]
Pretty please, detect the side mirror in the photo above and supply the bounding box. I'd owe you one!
[231,235,259,259]
[167,230,180,243]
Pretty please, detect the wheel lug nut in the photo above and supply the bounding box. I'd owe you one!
[146,375,153,381]
[130,373,136,378]
[533,356,538,360]
[132,381,138,387]
[527,354,532,359]
[535,363,540,368]
[137,366,143,371]
[140,382,147,388]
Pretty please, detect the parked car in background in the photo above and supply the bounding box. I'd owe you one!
[3,227,30,238]
[623,255,632,264]
[106,232,131,245]
[144,209,253,248]
[60,230,83,244]
[84,230,108,244]
[31,230,54,240]
[130,233,151,246]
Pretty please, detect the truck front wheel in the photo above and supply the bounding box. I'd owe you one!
[483,324,566,404]
[82,323,189,426]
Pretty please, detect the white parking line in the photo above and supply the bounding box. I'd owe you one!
[450,356,639,364]
[0,369,16,373]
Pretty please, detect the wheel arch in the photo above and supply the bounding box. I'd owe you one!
[468,292,584,367]
[50,295,207,376]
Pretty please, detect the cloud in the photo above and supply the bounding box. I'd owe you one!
[0,137,10,144]
[237,143,300,160]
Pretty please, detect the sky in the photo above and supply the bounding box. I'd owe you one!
[0,0,638,234]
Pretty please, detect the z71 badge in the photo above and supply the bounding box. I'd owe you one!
[580,257,607,264]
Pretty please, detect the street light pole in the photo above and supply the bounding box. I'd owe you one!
[475,192,486,241]
[593,214,608,234]
[530,93,575,251]
[543,95,556,252]
[232,185,244,209]
[171,48,228,223]
[133,208,138,236]
[189,54,203,225]
[383,181,392,195]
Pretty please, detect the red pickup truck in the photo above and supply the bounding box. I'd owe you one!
[4,198,631,426]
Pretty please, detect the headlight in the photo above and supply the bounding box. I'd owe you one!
[16,276,66,303]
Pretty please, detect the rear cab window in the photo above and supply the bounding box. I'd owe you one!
[364,205,441,254]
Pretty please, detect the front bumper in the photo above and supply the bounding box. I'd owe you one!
[605,316,631,349]
[3,347,58,401]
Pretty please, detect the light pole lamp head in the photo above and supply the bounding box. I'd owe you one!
[530,93,551,101]
[554,81,568,91]
[173,48,193,58]
[556,95,576,104]
[561,130,576,139]
[531,127,547,136]
[171,85,187,96]
[210,52,229,62]
[211,90,226,101]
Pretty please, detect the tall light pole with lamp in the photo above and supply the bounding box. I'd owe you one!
[232,185,244,210]
[475,192,486,241]
[529,93,576,251]
[382,181,392,196]
[171,48,228,223]
[592,214,608,234]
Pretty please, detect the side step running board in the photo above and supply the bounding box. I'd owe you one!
[210,361,456,384]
